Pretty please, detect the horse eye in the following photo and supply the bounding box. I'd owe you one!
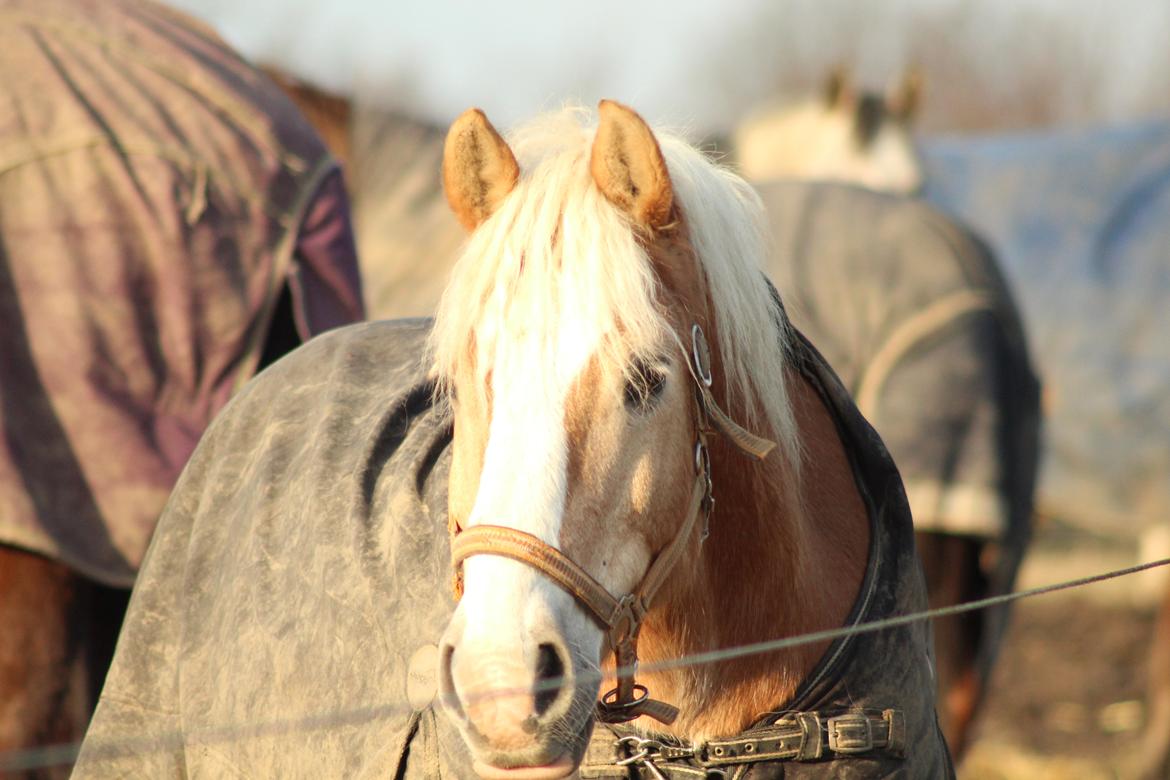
[623,361,667,411]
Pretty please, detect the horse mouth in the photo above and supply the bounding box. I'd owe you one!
[472,752,576,780]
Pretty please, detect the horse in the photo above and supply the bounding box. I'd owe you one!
[273,77,1031,760]
[0,0,363,772]
[73,102,953,778]
[733,68,924,195]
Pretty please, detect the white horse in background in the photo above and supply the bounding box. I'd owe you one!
[734,68,924,194]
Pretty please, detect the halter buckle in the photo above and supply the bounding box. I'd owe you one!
[609,593,644,645]
[695,442,714,542]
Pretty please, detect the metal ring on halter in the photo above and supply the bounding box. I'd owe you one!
[614,746,651,767]
[691,324,713,387]
[601,683,650,711]
[615,736,672,767]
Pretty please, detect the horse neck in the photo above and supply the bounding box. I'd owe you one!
[636,365,870,739]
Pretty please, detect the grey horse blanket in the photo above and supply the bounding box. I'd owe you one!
[75,319,951,778]
[0,0,364,586]
[758,181,1041,691]
[921,120,1170,536]
[759,182,1040,544]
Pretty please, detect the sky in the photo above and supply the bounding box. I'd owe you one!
[169,0,1170,135]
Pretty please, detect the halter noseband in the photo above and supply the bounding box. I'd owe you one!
[449,324,775,725]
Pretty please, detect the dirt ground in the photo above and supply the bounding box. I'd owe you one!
[959,519,1166,779]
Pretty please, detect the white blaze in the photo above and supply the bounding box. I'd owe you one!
[458,307,606,649]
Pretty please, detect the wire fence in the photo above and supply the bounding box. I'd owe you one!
[3,555,1168,772]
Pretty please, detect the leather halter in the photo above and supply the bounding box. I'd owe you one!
[449,324,775,725]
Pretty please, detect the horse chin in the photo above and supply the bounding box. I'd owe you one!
[465,727,592,780]
[471,752,578,780]
[440,668,597,780]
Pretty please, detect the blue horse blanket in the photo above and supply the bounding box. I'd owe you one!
[921,120,1170,536]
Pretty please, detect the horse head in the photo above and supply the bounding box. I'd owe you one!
[431,101,806,778]
[734,67,924,194]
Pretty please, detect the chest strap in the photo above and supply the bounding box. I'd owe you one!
[579,709,904,778]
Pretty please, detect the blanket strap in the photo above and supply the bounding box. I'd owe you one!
[579,709,905,778]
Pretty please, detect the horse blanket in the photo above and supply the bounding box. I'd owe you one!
[74,319,951,778]
[759,182,1040,545]
[0,0,364,586]
[758,181,1040,691]
[921,120,1170,536]
[350,109,460,320]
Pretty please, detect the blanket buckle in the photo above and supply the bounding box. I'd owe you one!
[826,713,874,754]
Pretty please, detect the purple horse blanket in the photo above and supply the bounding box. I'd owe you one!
[0,0,364,586]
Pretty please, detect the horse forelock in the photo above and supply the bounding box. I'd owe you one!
[429,106,802,475]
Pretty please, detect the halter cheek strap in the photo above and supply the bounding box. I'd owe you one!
[448,324,775,725]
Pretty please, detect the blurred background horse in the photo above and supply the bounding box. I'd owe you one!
[0,0,363,772]
[734,67,924,194]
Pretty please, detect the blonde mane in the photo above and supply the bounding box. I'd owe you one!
[430,106,801,472]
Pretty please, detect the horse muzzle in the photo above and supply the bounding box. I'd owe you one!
[438,576,601,778]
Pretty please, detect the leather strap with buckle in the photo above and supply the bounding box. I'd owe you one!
[448,324,776,725]
[578,710,905,778]
[698,709,904,765]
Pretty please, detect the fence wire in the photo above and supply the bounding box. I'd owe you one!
[2,555,1168,772]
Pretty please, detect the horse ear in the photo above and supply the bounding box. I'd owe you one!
[590,100,674,230]
[825,65,853,108]
[888,70,923,121]
[443,108,520,231]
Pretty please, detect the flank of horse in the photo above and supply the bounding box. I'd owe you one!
[733,69,924,195]
[434,102,911,776]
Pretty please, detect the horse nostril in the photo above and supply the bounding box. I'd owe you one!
[533,643,566,717]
